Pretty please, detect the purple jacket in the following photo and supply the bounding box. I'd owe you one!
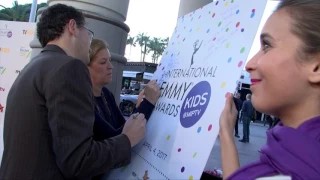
[228,116,320,180]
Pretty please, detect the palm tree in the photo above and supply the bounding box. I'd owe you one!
[162,37,169,46]
[155,37,169,63]
[147,37,170,63]
[126,35,136,56]
[135,32,150,62]
[0,1,47,22]
[135,33,145,62]
[0,1,30,21]
[142,35,150,62]
[148,37,161,63]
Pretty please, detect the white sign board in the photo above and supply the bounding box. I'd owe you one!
[0,21,36,164]
[108,0,267,179]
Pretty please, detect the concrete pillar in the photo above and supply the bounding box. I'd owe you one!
[178,0,213,17]
[30,0,130,105]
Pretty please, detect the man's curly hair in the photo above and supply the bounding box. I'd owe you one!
[37,4,85,47]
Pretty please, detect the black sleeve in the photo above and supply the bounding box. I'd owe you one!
[45,59,131,179]
[134,98,155,120]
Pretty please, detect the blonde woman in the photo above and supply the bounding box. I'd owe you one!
[88,39,160,179]
[88,38,160,141]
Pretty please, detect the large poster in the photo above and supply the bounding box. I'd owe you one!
[0,21,36,164]
[108,0,267,179]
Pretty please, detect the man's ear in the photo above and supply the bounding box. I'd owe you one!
[66,19,77,36]
[307,56,320,84]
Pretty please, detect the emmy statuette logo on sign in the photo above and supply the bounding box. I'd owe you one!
[0,24,13,38]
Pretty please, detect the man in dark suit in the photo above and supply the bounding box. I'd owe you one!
[0,4,147,179]
[233,92,242,138]
[239,94,254,143]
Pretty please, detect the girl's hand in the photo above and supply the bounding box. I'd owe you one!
[219,93,238,137]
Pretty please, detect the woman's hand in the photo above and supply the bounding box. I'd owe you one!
[136,89,145,108]
[219,93,238,137]
[144,80,161,105]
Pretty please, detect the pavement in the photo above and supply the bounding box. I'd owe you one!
[204,122,268,171]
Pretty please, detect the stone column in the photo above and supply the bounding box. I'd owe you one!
[178,0,213,17]
[30,0,130,105]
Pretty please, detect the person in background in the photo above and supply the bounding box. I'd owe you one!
[0,4,150,179]
[239,94,254,143]
[219,0,320,179]
[266,115,274,129]
[233,92,242,138]
[88,38,160,141]
[121,86,126,94]
[134,81,141,91]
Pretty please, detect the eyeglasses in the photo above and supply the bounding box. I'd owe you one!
[81,26,94,41]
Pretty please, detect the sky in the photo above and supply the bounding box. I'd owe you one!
[0,0,279,64]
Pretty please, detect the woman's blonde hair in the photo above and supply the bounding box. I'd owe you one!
[89,38,109,65]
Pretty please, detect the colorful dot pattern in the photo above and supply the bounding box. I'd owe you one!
[133,1,265,180]
[197,127,202,133]
[221,82,227,88]
[251,9,256,18]
[193,152,197,158]
[240,47,246,53]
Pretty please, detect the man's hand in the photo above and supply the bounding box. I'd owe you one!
[144,80,161,105]
[122,113,146,147]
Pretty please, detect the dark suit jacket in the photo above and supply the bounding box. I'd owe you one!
[0,45,131,180]
[241,100,254,118]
